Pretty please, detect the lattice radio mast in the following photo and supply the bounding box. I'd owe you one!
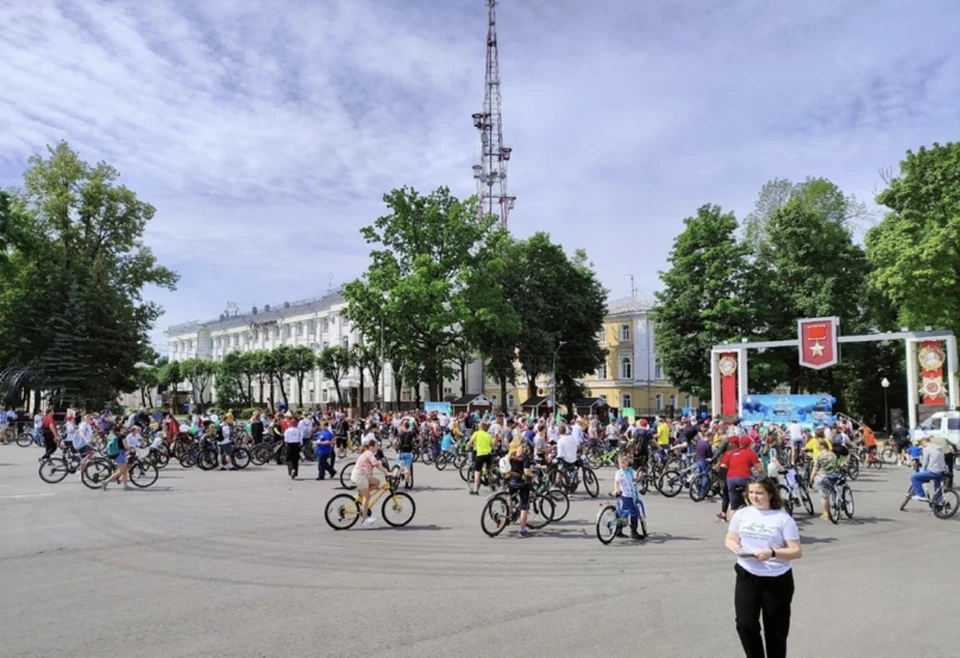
[471,0,515,230]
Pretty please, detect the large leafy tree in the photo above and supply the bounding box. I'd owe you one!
[653,205,764,400]
[352,340,383,407]
[285,345,315,407]
[263,346,293,407]
[344,186,502,401]
[157,361,182,413]
[866,142,960,331]
[132,364,159,408]
[216,352,252,407]
[0,143,177,408]
[317,345,353,406]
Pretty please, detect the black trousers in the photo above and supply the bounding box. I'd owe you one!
[286,443,300,477]
[734,564,794,658]
[317,452,336,479]
[42,429,57,459]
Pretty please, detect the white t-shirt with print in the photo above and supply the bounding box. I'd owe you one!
[728,506,799,577]
[614,468,636,499]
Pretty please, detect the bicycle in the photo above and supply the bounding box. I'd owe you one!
[324,480,416,530]
[777,468,815,517]
[338,449,392,490]
[821,472,854,524]
[596,495,648,544]
[38,451,83,484]
[479,485,554,537]
[898,472,958,519]
[81,452,159,489]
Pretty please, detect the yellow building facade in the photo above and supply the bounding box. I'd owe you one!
[482,296,701,416]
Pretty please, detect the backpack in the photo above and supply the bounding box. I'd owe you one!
[105,435,120,457]
[498,455,512,475]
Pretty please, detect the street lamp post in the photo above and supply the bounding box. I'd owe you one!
[881,377,890,436]
[552,341,567,421]
[380,315,385,410]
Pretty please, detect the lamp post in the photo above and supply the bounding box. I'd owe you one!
[881,377,890,436]
[552,341,567,421]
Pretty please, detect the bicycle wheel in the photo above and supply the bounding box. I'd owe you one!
[779,485,794,517]
[339,462,356,489]
[800,487,815,516]
[38,457,69,484]
[154,449,170,469]
[582,468,600,498]
[81,460,113,489]
[840,485,855,518]
[382,491,416,527]
[17,431,34,448]
[420,446,435,466]
[899,486,913,511]
[435,453,448,471]
[324,493,361,530]
[827,490,840,524]
[932,488,960,519]
[480,493,512,537]
[689,473,709,502]
[596,505,618,544]
[546,488,570,522]
[846,458,859,481]
[527,493,554,529]
[232,447,251,470]
[880,447,896,464]
[129,461,158,488]
[657,469,684,498]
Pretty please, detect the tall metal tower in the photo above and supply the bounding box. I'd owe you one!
[472,0,515,230]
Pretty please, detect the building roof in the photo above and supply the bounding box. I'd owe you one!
[575,397,608,408]
[520,396,555,408]
[166,290,346,336]
[451,394,492,405]
[606,295,653,317]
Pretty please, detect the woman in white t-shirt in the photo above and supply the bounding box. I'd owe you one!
[724,477,802,658]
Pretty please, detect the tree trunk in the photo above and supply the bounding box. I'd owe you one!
[269,379,275,412]
[334,381,344,406]
[500,375,508,414]
[414,385,422,408]
[393,372,403,410]
[297,374,305,408]
[140,387,148,408]
[527,370,538,401]
[460,360,467,397]
[358,367,365,415]
[278,377,289,407]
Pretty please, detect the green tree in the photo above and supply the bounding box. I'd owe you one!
[866,142,960,331]
[0,143,177,407]
[157,361,183,413]
[653,205,764,400]
[344,186,501,401]
[286,345,315,408]
[181,358,215,412]
[317,345,353,406]
[353,340,384,408]
[132,364,159,408]
[263,346,292,408]
[216,352,251,407]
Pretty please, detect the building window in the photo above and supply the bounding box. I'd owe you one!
[621,393,632,408]
[323,318,329,332]
[620,323,630,341]
[655,393,663,410]
[322,341,329,350]
[654,359,662,380]
[598,328,606,344]
[296,324,303,336]
[599,394,608,405]
[684,394,692,408]
[670,394,677,409]
[620,357,632,379]
[491,394,498,405]
[341,336,349,349]
[507,393,515,410]
[322,389,328,403]
[596,362,608,379]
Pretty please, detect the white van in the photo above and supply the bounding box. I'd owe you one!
[911,410,960,450]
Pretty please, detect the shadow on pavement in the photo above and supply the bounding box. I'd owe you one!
[848,516,896,525]
[644,533,706,544]
[801,534,837,545]
[415,486,468,492]
[363,524,450,532]
[126,486,176,493]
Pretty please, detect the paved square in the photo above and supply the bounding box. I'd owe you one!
[0,445,954,658]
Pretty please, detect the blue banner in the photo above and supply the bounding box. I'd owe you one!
[424,401,452,415]
[740,394,837,428]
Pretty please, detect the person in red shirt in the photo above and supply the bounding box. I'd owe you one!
[722,435,764,520]
[41,408,60,459]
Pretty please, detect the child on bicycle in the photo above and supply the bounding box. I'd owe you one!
[350,438,390,526]
[611,452,644,540]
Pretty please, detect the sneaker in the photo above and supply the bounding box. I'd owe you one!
[715,513,726,521]
[469,490,479,496]
[518,528,530,537]
[123,485,133,491]
[911,495,928,502]
[362,516,377,527]
[315,477,323,481]
[631,533,644,541]
[819,513,830,520]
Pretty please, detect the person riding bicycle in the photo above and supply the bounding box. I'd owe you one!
[350,437,389,526]
[467,420,495,495]
[909,436,946,502]
[555,424,580,478]
[612,452,644,540]
[506,436,534,537]
[808,438,841,519]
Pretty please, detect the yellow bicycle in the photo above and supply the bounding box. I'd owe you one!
[324,480,416,530]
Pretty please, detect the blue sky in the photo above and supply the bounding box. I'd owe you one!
[1,0,958,352]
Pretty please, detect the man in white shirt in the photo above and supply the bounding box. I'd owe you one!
[556,430,579,466]
[219,421,235,471]
[569,421,585,446]
[283,423,302,479]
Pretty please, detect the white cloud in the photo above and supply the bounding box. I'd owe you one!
[1,0,957,349]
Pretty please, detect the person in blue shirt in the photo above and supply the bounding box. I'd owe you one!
[611,452,645,540]
[907,441,923,471]
[314,421,336,480]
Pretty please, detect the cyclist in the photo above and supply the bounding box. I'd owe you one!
[909,436,946,502]
[396,420,416,489]
[350,437,389,526]
[722,436,764,521]
[611,452,644,540]
[467,420,495,495]
[506,436,534,537]
[808,438,840,519]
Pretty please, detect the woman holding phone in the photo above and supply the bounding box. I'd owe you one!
[724,477,802,658]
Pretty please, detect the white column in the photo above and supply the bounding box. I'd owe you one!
[946,335,959,409]
[710,350,721,418]
[737,348,749,419]
[905,339,919,429]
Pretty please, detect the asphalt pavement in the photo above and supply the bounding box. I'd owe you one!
[0,445,953,658]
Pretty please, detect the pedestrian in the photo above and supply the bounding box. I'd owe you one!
[284,420,302,480]
[725,476,802,658]
[314,421,336,480]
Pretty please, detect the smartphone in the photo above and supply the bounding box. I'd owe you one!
[730,547,754,558]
